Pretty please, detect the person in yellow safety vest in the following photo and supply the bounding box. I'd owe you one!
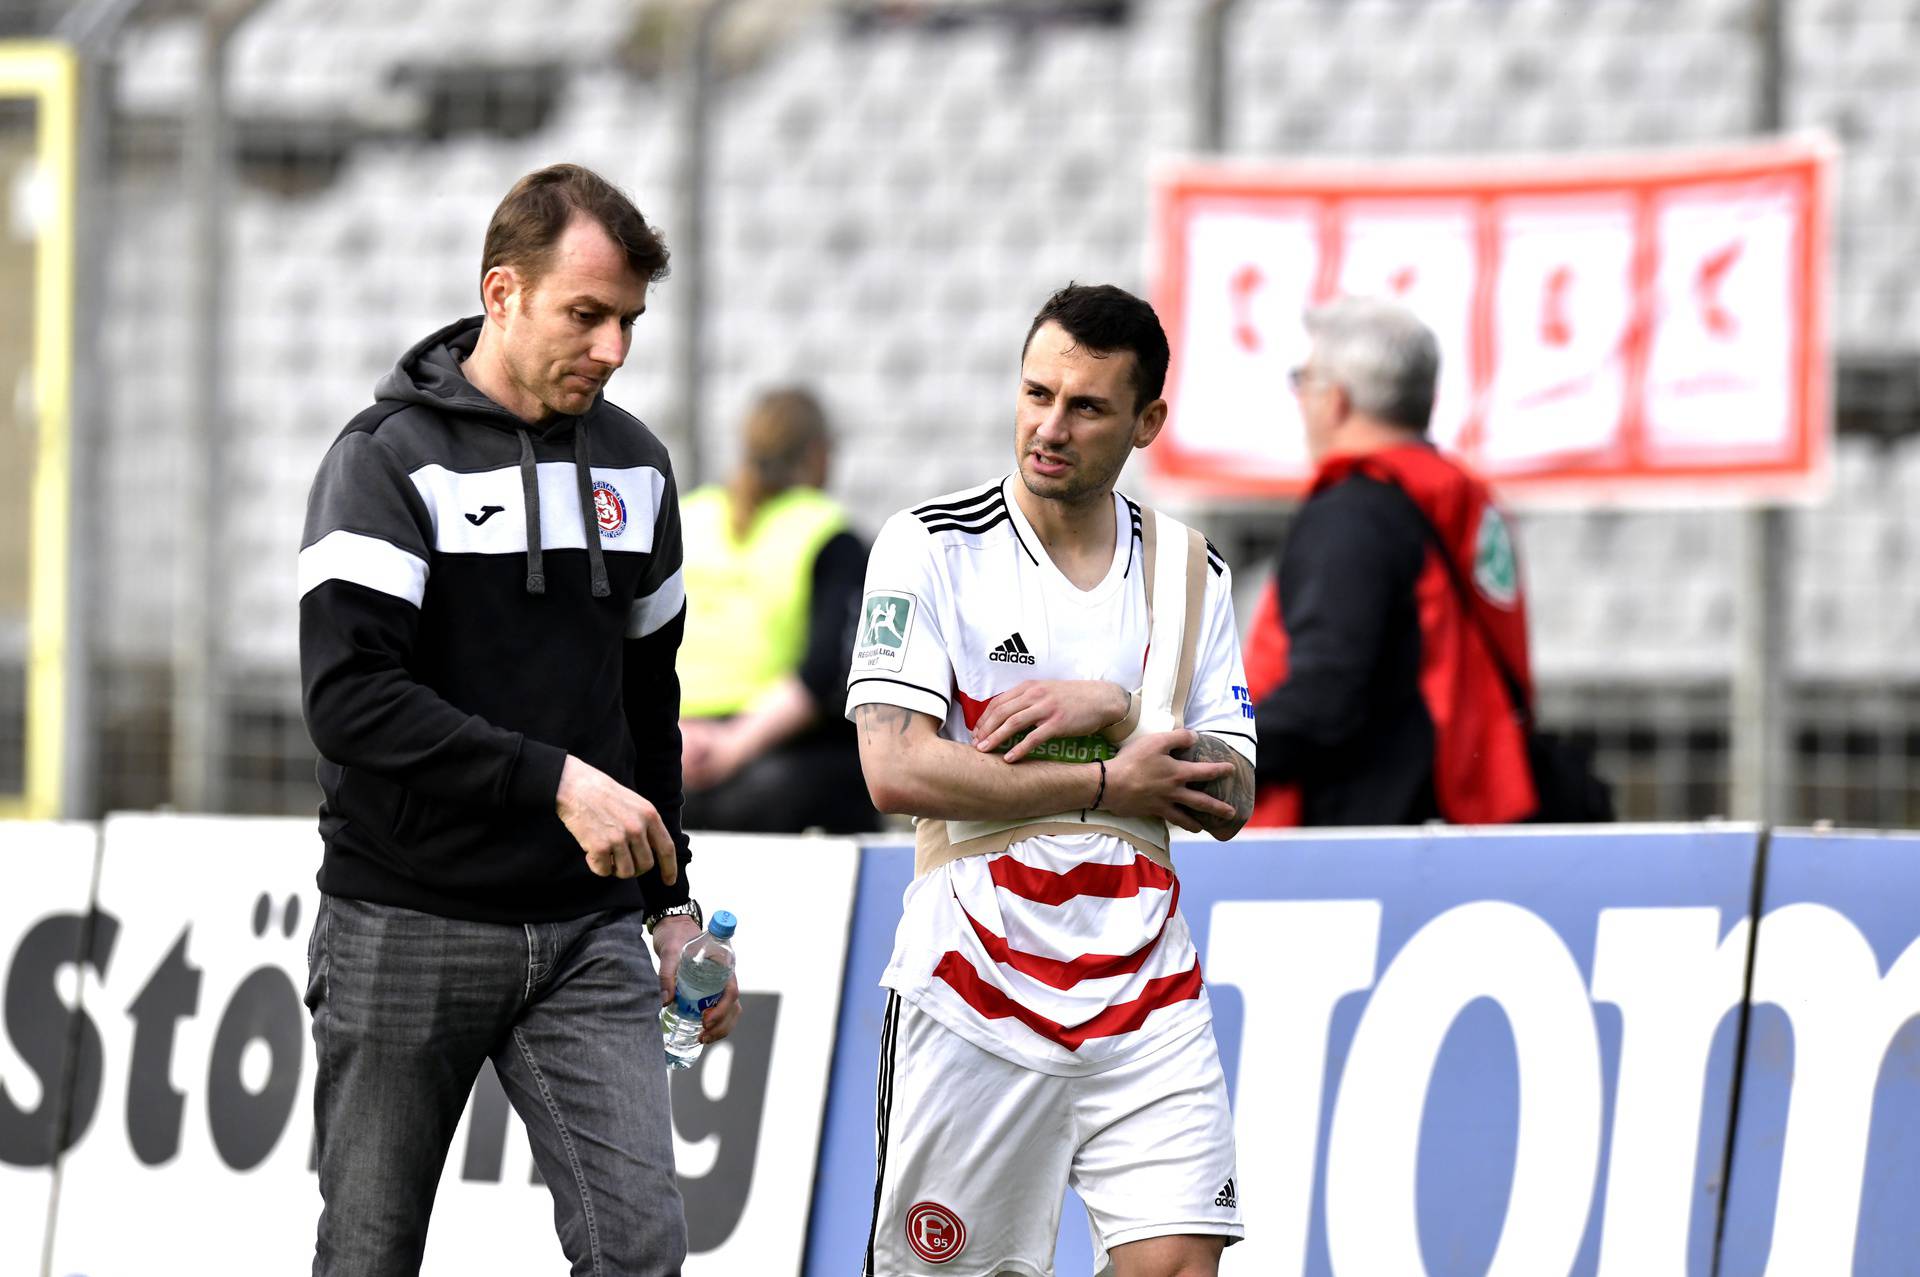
[678,387,880,833]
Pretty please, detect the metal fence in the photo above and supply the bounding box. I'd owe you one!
[3,0,1916,823]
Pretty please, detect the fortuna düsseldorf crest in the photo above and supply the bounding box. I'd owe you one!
[591,480,626,536]
[905,1201,966,1264]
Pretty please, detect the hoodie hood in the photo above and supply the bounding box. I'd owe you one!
[377,315,612,598]
[374,315,534,430]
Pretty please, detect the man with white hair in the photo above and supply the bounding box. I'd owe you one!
[1246,295,1541,825]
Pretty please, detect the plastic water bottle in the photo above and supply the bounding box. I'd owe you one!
[660,910,736,1070]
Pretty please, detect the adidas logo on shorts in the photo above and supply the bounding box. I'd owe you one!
[1214,1178,1237,1208]
[988,632,1036,665]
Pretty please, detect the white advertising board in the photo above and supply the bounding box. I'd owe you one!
[0,821,97,1277]
[47,816,856,1276]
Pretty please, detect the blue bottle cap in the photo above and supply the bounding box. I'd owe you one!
[708,910,737,939]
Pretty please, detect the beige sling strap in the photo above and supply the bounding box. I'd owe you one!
[915,815,1174,876]
[914,506,1213,878]
[1136,507,1212,738]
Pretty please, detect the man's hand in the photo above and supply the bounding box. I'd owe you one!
[1102,729,1236,833]
[652,913,742,1045]
[688,724,752,792]
[972,680,1131,761]
[1171,734,1256,840]
[556,755,678,883]
[675,710,741,791]
[679,718,723,791]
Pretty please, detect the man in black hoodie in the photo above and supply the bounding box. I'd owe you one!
[298,164,733,1275]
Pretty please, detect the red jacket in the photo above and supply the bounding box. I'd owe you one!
[1247,444,1537,826]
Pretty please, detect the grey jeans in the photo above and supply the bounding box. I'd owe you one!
[306,894,686,1276]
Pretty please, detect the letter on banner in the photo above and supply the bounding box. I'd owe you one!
[1589,908,1749,1277]
[1336,202,1477,449]
[1645,185,1799,459]
[1207,900,1381,1277]
[1325,901,1602,1277]
[1172,206,1319,470]
[1750,904,1920,1276]
[1483,196,1637,467]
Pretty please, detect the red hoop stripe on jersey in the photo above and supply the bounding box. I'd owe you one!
[955,687,993,731]
[932,952,1205,1051]
[987,852,1175,905]
[959,904,1166,988]
[958,876,1181,989]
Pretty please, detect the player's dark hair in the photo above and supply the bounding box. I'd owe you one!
[482,163,671,290]
[1021,282,1170,414]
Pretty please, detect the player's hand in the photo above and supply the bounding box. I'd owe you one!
[692,723,751,791]
[1103,729,1236,833]
[972,680,1131,761]
[679,718,722,791]
[652,912,742,1044]
[556,754,678,883]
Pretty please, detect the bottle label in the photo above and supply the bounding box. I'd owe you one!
[675,989,724,1018]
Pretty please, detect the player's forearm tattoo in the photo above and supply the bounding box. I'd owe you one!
[854,702,918,746]
[1181,734,1255,836]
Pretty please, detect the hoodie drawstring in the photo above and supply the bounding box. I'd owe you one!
[513,423,610,598]
[574,423,612,598]
[515,427,546,595]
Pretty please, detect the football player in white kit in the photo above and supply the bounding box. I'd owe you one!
[848,284,1256,1277]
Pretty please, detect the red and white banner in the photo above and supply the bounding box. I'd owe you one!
[1150,137,1834,503]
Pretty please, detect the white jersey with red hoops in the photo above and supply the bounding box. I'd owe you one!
[845,476,1255,1076]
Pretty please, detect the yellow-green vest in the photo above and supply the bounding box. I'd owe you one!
[678,485,848,718]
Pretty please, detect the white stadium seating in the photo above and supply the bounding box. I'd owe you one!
[71,0,1920,811]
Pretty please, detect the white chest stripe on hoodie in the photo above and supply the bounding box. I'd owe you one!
[409,462,665,556]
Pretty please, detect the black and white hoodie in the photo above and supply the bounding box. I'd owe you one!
[298,316,692,924]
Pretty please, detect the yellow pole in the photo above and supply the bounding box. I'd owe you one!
[0,42,77,820]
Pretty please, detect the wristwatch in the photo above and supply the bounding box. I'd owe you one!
[645,898,703,935]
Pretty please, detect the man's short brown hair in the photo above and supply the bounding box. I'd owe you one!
[481,163,671,290]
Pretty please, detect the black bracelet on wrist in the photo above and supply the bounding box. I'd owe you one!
[1086,757,1107,816]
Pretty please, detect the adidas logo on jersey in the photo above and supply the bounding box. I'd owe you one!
[1214,1178,1237,1208]
[988,632,1035,665]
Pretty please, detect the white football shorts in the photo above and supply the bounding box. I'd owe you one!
[863,994,1243,1277]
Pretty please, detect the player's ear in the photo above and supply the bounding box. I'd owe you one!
[1133,398,1168,450]
[1328,380,1353,423]
[480,264,522,323]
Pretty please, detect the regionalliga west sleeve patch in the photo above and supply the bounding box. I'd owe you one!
[855,590,917,672]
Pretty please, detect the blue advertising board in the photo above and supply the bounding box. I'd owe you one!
[1718,829,1920,1277]
[809,826,1763,1277]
